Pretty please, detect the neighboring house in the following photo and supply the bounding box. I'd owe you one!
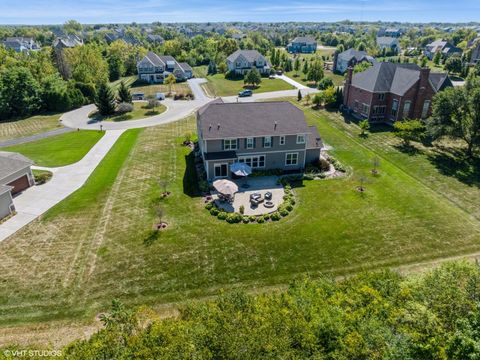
[0,152,34,220]
[137,51,193,83]
[146,34,164,44]
[333,48,376,74]
[2,37,39,53]
[343,62,453,123]
[471,41,480,64]
[105,33,140,45]
[226,50,270,75]
[378,28,402,38]
[53,34,83,49]
[286,36,317,53]
[424,40,462,60]
[231,33,246,41]
[196,99,323,181]
[376,37,400,54]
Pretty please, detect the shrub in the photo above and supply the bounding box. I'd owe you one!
[289,198,296,206]
[242,216,250,224]
[198,180,209,193]
[205,202,214,210]
[263,214,270,221]
[239,205,245,214]
[210,207,219,216]
[226,213,242,223]
[34,171,52,184]
[285,203,294,212]
[319,158,330,172]
[303,173,315,181]
[249,216,256,222]
[270,212,281,221]
[116,102,133,114]
[256,217,265,223]
[279,208,289,217]
[217,211,227,220]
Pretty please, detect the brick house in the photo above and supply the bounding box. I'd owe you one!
[343,62,453,123]
[197,99,322,180]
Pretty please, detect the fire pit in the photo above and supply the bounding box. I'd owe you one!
[264,201,274,208]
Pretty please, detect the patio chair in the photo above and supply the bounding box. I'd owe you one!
[264,192,273,201]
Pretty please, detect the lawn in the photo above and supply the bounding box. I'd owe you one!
[2,130,105,167]
[0,113,62,142]
[130,81,192,98]
[89,102,166,122]
[2,102,480,335]
[202,73,294,97]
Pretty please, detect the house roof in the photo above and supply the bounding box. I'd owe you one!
[376,36,397,46]
[227,49,265,63]
[306,126,323,149]
[178,62,192,71]
[338,48,374,63]
[291,36,316,44]
[0,151,33,182]
[197,100,310,140]
[140,51,165,66]
[427,40,462,54]
[351,62,451,95]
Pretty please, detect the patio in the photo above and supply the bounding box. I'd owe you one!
[212,176,285,216]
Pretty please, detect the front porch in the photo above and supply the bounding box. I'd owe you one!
[212,176,284,216]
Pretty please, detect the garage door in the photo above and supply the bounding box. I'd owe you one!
[7,175,30,195]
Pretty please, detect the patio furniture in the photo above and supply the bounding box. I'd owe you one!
[213,179,238,196]
[264,201,275,208]
[250,193,264,207]
[230,162,252,188]
[264,192,273,201]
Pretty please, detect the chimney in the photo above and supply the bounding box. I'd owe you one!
[333,50,339,72]
[419,67,430,90]
[343,67,353,107]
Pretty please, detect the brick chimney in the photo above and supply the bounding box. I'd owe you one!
[419,67,431,90]
[343,67,353,107]
[412,67,431,118]
[333,50,339,72]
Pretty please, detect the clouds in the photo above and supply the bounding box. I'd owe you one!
[0,0,479,24]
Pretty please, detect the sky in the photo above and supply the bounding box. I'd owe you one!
[0,0,479,25]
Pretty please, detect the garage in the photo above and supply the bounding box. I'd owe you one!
[7,175,30,195]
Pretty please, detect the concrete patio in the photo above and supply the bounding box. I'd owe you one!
[213,176,285,216]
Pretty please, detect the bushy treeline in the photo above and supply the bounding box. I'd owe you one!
[62,261,480,359]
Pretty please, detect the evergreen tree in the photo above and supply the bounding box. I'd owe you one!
[302,61,309,76]
[95,82,116,116]
[207,60,217,75]
[244,68,262,87]
[117,81,132,104]
[297,90,302,102]
[294,57,300,75]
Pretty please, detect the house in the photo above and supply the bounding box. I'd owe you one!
[343,62,452,123]
[53,34,83,49]
[231,33,246,41]
[286,36,317,53]
[333,48,376,74]
[2,37,39,53]
[137,51,193,83]
[146,34,164,44]
[196,99,323,181]
[0,152,34,220]
[226,50,270,75]
[424,40,462,60]
[376,37,400,54]
[378,28,402,38]
[471,41,480,64]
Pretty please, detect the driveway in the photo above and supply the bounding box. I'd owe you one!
[0,130,125,242]
[222,87,319,103]
[61,79,211,131]
[273,74,310,90]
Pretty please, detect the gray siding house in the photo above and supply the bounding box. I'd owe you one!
[137,51,192,83]
[226,50,270,75]
[287,36,317,53]
[333,48,376,74]
[197,100,322,180]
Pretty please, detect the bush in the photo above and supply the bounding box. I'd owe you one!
[303,173,315,180]
[270,212,281,221]
[33,171,52,184]
[285,203,294,212]
[279,208,289,217]
[249,216,256,222]
[242,216,250,224]
[256,217,265,223]
[74,82,96,101]
[263,214,270,221]
[205,202,214,210]
[289,198,296,206]
[198,180,209,193]
[210,207,219,216]
[116,102,133,114]
[217,211,227,220]
[239,205,245,214]
[226,213,242,223]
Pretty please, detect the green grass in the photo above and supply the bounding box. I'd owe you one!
[0,113,62,141]
[130,81,192,98]
[202,73,295,97]
[2,105,480,330]
[3,130,105,167]
[109,75,137,90]
[89,102,166,122]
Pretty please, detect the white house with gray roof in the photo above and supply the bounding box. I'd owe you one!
[226,50,271,75]
[197,99,322,180]
[137,51,192,83]
[333,48,376,74]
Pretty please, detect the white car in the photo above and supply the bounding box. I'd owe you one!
[156,92,166,100]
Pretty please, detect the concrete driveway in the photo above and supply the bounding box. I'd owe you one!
[0,130,125,242]
[273,74,310,90]
[222,87,319,103]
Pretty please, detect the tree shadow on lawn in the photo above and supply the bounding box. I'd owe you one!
[340,113,392,134]
[393,143,423,156]
[426,147,480,187]
[143,229,161,246]
[183,150,201,197]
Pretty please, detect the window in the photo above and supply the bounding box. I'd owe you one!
[373,105,386,115]
[354,100,359,109]
[238,155,265,168]
[391,99,399,117]
[403,101,411,118]
[296,134,306,144]
[361,103,370,115]
[223,139,237,150]
[285,153,299,166]
[263,136,272,148]
[378,93,385,101]
[279,136,285,145]
[246,137,254,149]
[421,100,431,118]
[214,163,228,178]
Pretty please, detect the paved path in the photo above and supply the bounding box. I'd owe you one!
[0,127,74,148]
[0,130,125,242]
[273,74,309,90]
[222,87,319,103]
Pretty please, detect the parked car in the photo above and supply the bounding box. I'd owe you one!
[132,92,145,100]
[238,89,253,97]
[276,70,283,75]
[156,92,166,100]
[269,75,276,79]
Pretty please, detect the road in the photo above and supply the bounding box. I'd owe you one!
[0,127,74,148]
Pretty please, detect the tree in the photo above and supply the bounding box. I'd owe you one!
[318,77,334,90]
[147,96,161,111]
[323,86,337,108]
[307,60,324,85]
[359,119,370,136]
[428,82,480,157]
[420,55,428,67]
[353,61,372,73]
[108,54,124,81]
[117,81,132,104]
[95,82,116,116]
[433,51,442,66]
[244,68,262,87]
[445,56,463,74]
[164,74,176,95]
[63,20,82,35]
[217,62,228,74]
[207,60,217,75]
[312,93,323,108]
[293,57,300,76]
[297,90,302,102]
[393,119,426,146]
[302,61,309,77]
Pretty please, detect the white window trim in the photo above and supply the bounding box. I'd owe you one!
[223,138,237,151]
[285,152,299,166]
[264,136,272,148]
[296,134,306,144]
[279,136,285,146]
[238,154,266,169]
[213,162,229,178]
[246,137,254,149]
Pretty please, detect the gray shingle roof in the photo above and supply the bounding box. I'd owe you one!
[227,49,265,63]
[179,62,192,71]
[351,62,451,95]
[376,36,397,46]
[307,126,323,149]
[338,48,374,63]
[0,151,33,182]
[143,51,165,66]
[291,36,316,44]
[198,101,310,140]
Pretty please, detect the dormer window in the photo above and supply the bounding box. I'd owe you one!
[296,134,306,144]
